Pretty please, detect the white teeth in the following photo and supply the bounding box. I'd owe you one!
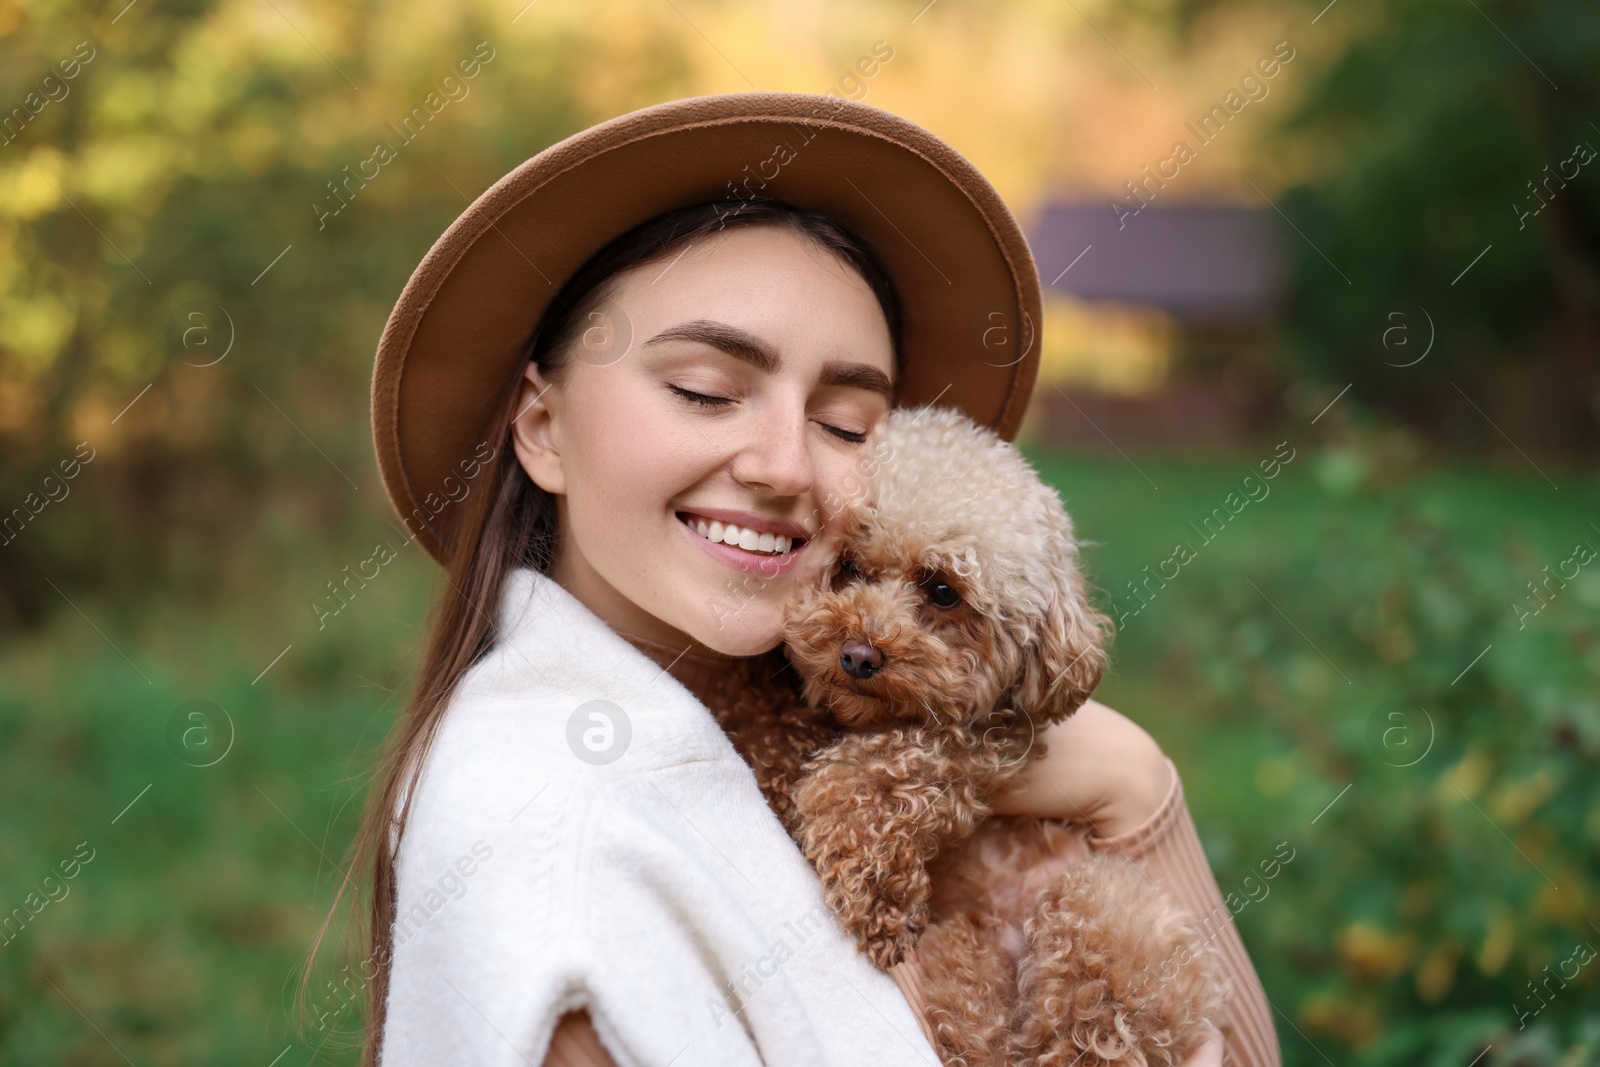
[685,515,793,555]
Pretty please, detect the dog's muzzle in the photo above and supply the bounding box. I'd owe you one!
[839,639,884,680]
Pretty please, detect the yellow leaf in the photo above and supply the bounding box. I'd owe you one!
[0,294,76,368]
[1489,768,1556,824]
[0,146,66,221]
[1415,939,1460,1002]
[1439,747,1492,803]
[1299,990,1382,1046]
[1336,921,1415,982]
[1477,906,1515,975]
[79,136,175,209]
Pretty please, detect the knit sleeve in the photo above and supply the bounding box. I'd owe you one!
[1086,757,1282,1067]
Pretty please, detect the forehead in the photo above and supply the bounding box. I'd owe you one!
[849,520,979,581]
[622,226,860,300]
[611,226,893,356]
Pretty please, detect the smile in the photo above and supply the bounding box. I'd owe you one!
[676,511,810,578]
[678,513,799,556]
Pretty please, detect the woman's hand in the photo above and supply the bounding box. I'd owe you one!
[987,698,1172,839]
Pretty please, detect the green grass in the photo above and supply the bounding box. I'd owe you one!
[3,441,1597,1065]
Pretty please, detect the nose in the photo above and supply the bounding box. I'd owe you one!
[731,400,813,497]
[839,640,884,680]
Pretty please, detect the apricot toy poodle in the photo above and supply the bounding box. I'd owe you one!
[714,404,1229,1067]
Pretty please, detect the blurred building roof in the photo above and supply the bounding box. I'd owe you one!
[1029,201,1287,319]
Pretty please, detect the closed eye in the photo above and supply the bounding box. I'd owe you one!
[668,384,867,443]
[669,384,731,408]
[822,424,867,443]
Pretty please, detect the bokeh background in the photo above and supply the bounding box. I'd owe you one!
[2,0,1597,1063]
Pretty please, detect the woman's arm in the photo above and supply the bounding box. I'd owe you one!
[987,699,1283,1067]
[988,697,1172,834]
[1083,752,1282,1066]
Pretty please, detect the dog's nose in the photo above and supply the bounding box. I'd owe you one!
[839,640,884,680]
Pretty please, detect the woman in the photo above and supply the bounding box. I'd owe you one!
[314,94,1281,1066]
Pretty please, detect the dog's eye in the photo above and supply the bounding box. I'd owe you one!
[833,557,864,587]
[921,576,960,609]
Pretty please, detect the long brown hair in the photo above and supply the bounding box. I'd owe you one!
[296,196,903,1064]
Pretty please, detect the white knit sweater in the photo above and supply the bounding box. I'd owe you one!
[380,565,941,1066]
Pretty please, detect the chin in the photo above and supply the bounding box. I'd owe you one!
[830,694,890,727]
[685,602,785,657]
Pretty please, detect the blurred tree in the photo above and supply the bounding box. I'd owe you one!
[1261,0,1600,455]
[0,0,688,630]
[1126,0,1600,456]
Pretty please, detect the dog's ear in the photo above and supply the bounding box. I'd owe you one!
[1007,573,1112,727]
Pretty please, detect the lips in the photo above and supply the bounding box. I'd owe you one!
[676,512,811,578]
[672,505,819,583]
[678,511,799,556]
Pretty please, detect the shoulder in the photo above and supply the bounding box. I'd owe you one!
[387,564,778,929]
[394,650,756,893]
[381,571,797,1064]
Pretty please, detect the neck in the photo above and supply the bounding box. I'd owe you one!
[614,628,787,715]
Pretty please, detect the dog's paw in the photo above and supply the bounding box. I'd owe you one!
[809,837,928,965]
[1013,853,1229,1067]
[802,807,934,970]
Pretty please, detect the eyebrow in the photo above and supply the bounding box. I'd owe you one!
[642,318,896,403]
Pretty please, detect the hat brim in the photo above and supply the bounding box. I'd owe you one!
[372,91,1042,566]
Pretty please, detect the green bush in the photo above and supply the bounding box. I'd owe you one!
[1035,434,1600,1067]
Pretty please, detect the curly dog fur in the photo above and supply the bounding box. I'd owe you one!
[711,405,1228,1067]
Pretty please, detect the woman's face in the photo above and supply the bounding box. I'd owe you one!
[510,224,897,657]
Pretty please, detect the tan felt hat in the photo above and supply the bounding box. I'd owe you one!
[372,91,1043,566]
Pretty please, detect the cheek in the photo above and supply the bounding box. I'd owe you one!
[557,377,709,582]
[566,372,709,508]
